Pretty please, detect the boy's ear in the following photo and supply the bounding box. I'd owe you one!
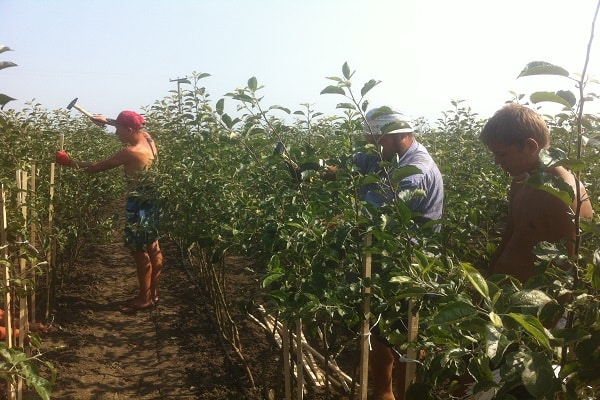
[524,137,540,154]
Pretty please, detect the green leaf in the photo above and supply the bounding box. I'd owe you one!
[0,45,13,54]
[231,93,254,103]
[390,165,421,187]
[336,102,356,110]
[526,171,574,206]
[489,311,503,327]
[485,323,511,362]
[432,301,478,326]
[342,62,351,80]
[550,327,591,345]
[0,93,16,108]
[262,272,284,288]
[216,98,225,115]
[509,289,552,308]
[269,105,290,114]
[518,61,570,78]
[462,262,490,300]
[538,148,585,172]
[248,76,258,91]
[521,352,556,398]
[538,147,567,168]
[507,313,552,349]
[320,85,346,96]
[361,79,381,97]
[0,61,17,70]
[589,252,600,289]
[530,91,576,109]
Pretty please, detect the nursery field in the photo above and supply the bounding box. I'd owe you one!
[2,58,600,400]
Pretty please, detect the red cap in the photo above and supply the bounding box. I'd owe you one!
[110,111,145,130]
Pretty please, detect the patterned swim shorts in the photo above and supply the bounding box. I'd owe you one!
[124,193,160,251]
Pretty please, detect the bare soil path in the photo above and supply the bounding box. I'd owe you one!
[24,212,265,400]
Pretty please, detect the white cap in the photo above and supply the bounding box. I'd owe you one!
[364,106,413,135]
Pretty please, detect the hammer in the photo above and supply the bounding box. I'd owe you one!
[66,97,93,118]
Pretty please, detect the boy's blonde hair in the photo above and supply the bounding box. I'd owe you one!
[480,103,550,149]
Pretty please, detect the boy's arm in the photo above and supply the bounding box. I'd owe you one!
[489,216,513,275]
[540,190,578,258]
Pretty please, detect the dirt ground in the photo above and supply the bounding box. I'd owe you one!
[22,205,358,399]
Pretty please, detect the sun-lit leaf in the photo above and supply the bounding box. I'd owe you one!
[509,289,552,308]
[342,62,351,80]
[0,45,13,54]
[269,105,290,114]
[248,76,258,91]
[361,79,381,97]
[462,262,490,300]
[530,91,576,109]
[507,313,552,349]
[518,61,570,78]
[320,85,346,95]
[0,61,17,70]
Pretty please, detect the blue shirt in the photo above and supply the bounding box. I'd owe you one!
[352,140,444,223]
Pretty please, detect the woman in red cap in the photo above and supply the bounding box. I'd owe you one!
[56,110,163,313]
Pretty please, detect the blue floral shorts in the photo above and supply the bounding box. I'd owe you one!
[125,193,160,251]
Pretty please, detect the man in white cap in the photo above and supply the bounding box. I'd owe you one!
[355,106,444,400]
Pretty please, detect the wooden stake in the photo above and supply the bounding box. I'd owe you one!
[282,320,292,400]
[295,319,304,400]
[261,311,355,389]
[403,300,419,392]
[359,233,372,400]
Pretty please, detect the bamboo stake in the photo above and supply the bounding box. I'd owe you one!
[359,233,372,400]
[45,163,55,320]
[1,185,16,400]
[16,171,28,400]
[29,165,37,324]
[1,184,13,349]
[18,171,29,350]
[46,134,63,318]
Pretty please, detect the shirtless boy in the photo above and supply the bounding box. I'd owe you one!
[480,103,593,283]
[56,110,163,313]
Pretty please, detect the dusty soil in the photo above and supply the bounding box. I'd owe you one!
[22,202,358,399]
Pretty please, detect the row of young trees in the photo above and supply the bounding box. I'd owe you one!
[140,60,598,398]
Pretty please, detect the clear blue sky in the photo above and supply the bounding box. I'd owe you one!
[2,0,600,123]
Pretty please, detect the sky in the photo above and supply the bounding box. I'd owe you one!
[2,0,600,124]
